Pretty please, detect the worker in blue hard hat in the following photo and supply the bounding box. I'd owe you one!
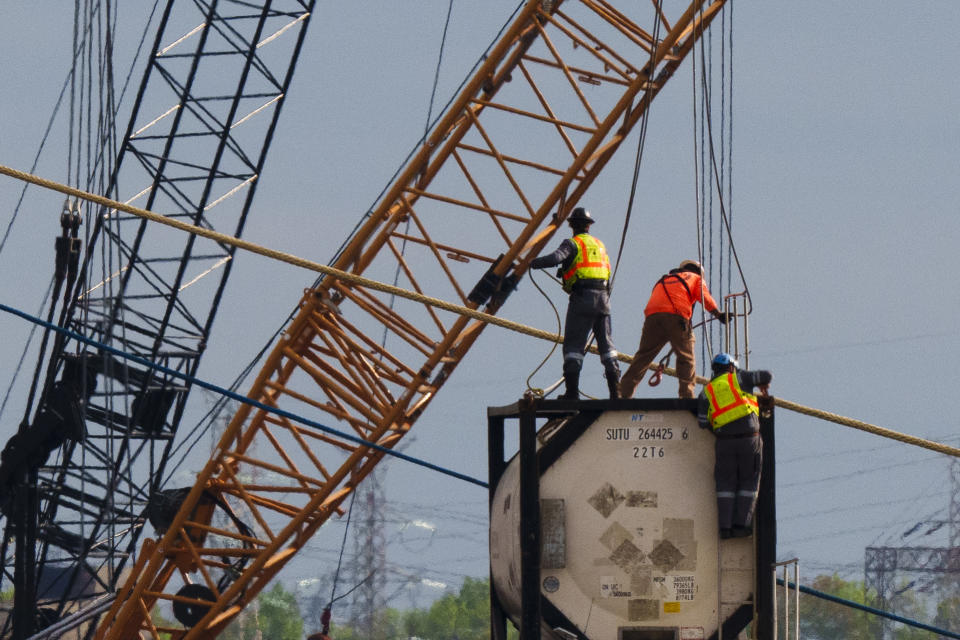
[529,207,620,400]
[697,353,772,539]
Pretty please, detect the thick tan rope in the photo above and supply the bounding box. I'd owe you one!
[3,163,958,459]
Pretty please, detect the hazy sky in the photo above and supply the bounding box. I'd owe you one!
[1,0,959,617]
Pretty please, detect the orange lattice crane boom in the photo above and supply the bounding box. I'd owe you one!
[96,1,727,638]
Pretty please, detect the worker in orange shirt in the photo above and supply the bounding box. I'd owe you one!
[619,260,729,398]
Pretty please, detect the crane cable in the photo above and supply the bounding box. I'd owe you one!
[609,0,663,287]
[329,1,461,624]
[696,8,748,311]
[689,2,749,362]
[526,10,664,392]
[1,163,959,459]
[321,0,526,281]
[523,269,563,396]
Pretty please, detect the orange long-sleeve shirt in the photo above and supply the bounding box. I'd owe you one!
[644,271,719,319]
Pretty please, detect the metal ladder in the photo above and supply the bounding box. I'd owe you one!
[772,558,800,640]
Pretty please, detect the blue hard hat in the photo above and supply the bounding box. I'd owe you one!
[712,352,739,368]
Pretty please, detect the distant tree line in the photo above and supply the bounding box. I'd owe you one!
[3,574,959,639]
[786,574,960,640]
[326,577,517,640]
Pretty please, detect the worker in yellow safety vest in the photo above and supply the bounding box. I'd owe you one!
[697,352,772,539]
[529,207,620,400]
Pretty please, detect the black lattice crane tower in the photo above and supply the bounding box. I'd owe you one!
[0,2,315,638]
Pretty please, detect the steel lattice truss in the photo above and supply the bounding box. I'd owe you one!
[94,1,729,638]
[864,461,960,637]
[866,546,960,577]
[0,0,314,636]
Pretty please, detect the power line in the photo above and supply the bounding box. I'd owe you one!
[0,300,489,488]
[779,451,947,489]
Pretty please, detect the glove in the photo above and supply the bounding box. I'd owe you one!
[714,310,731,325]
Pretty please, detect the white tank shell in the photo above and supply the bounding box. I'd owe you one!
[489,407,754,639]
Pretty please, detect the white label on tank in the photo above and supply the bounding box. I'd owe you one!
[672,575,696,601]
[599,577,632,598]
[681,626,705,639]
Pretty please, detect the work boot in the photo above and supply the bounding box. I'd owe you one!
[558,362,580,400]
[604,361,621,399]
[605,372,620,399]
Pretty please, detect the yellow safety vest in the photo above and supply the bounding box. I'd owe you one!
[705,372,759,430]
[562,234,610,292]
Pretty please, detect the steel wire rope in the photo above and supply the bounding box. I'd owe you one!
[869,488,951,549]
[318,1,525,286]
[778,490,951,524]
[168,2,530,473]
[779,451,946,489]
[16,16,100,431]
[523,269,563,396]
[695,46,751,311]
[688,1,715,362]
[14,227,77,589]
[336,5,459,616]
[0,278,56,424]
[723,1,734,296]
[0,1,154,260]
[608,0,663,286]
[93,0,263,487]
[6,165,960,458]
[327,488,358,610]
[780,516,947,548]
[873,505,945,550]
[576,1,665,398]
[0,275,55,598]
[780,433,960,466]
[3,295,960,583]
[691,5,747,364]
[379,0,455,350]
[74,0,95,588]
[0,298,490,487]
[0,3,87,428]
[160,342,276,482]
[88,0,127,571]
[780,439,921,465]
[68,0,80,189]
[700,83,710,365]
[87,1,140,578]
[383,503,487,527]
[718,8,725,302]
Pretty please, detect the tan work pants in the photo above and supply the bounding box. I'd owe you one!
[619,312,697,398]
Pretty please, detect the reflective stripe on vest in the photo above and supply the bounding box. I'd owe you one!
[706,372,759,429]
[562,234,610,292]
